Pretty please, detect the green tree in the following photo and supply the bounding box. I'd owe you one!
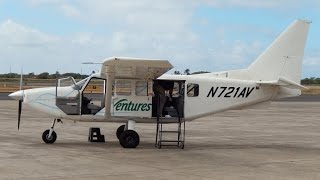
[62,73,82,79]
[50,71,60,79]
[173,70,181,75]
[184,69,190,75]
[192,71,210,75]
[27,72,35,78]
[38,72,50,79]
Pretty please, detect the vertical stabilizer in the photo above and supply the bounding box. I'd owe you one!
[248,20,311,83]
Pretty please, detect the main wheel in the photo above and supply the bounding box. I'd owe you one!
[42,129,57,144]
[116,125,125,139]
[119,130,140,148]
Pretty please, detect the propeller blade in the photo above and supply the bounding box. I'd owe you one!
[20,68,23,90]
[18,100,22,130]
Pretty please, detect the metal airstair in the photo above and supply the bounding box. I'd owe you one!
[154,82,185,149]
[155,115,185,149]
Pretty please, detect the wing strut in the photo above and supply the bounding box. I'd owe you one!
[104,65,115,119]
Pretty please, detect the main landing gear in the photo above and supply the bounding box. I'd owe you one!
[41,118,140,148]
[42,118,60,144]
[116,120,140,148]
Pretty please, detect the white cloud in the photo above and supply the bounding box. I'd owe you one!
[304,50,320,66]
[26,0,318,9]
[0,19,91,74]
[0,18,266,75]
[59,4,82,19]
[0,19,59,47]
[4,1,318,77]
[302,50,320,78]
[0,19,229,73]
[198,0,318,9]
[200,0,277,8]
[25,0,193,30]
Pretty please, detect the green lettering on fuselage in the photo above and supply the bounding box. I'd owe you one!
[114,99,152,112]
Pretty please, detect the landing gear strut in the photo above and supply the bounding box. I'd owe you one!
[117,120,140,148]
[42,119,58,144]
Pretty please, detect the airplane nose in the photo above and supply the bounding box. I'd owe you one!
[9,90,24,100]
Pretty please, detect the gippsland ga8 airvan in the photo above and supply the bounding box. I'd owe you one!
[9,19,311,149]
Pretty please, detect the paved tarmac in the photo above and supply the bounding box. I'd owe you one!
[0,100,320,179]
[1,92,15,100]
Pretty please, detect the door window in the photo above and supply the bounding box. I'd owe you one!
[82,78,105,115]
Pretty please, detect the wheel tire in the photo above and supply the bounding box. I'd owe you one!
[42,129,57,144]
[116,125,125,139]
[119,130,140,148]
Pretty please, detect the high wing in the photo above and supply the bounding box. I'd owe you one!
[100,57,173,80]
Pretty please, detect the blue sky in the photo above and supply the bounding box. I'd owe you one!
[0,0,319,78]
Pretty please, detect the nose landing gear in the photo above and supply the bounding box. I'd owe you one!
[42,118,60,144]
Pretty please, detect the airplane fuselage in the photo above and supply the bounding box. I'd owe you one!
[18,74,280,123]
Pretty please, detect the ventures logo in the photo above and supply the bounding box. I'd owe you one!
[114,99,152,112]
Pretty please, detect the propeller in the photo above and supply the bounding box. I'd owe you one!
[18,68,23,130]
[8,69,24,130]
[18,99,22,130]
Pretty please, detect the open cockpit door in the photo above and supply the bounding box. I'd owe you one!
[100,57,173,119]
[55,77,81,115]
[80,77,106,115]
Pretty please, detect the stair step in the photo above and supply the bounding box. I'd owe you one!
[158,144,184,147]
[159,140,184,143]
[156,115,185,149]
[159,131,180,133]
[158,121,184,124]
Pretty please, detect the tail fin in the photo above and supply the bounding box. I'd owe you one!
[248,20,311,84]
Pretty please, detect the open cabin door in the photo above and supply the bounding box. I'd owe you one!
[152,80,185,118]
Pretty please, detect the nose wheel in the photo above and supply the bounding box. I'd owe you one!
[42,118,58,144]
[42,129,57,144]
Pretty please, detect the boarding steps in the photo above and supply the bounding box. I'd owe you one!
[155,107,185,149]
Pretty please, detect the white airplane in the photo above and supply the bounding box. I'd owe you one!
[9,19,310,148]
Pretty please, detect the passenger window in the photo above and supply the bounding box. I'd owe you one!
[116,80,131,96]
[135,81,148,96]
[187,83,199,97]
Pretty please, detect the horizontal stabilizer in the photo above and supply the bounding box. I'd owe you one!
[257,77,307,90]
